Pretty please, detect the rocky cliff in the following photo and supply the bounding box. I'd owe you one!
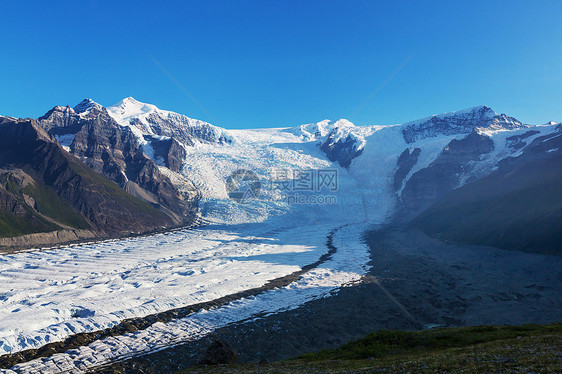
[399,131,495,218]
[402,105,526,143]
[0,116,181,247]
[412,126,562,255]
[38,99,198,224]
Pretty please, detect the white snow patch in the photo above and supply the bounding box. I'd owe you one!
[53,134,75,152]
[106,97,230,144]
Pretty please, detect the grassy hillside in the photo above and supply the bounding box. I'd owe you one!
[0,168,93,237]
[0,117,178,241]
[67,160,171,220]
[183,323,562,373]
[22,182,91,229]
[0,209,59,237]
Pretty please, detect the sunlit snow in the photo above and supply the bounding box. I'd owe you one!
[2,100,560,372]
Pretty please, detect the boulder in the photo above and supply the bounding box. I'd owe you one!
[199,340,238,366]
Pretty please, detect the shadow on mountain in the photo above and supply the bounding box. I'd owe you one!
[412,129,562,255]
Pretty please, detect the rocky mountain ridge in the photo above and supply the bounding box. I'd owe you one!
[0,116,182,247]
[412,124,562,254]
[401,105,526,143]
[1,97,560,253]
[37,99,198,224]
[107,97,231,146]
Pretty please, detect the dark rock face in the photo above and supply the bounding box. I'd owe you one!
[320,132,363,168]
[399,132,494,217]
[199,340,238,366]
[501,128,562,166]
[413,129,562,255]
[0,116,177,240]
[0,170,57,237]
[143,110,231,146]
[402,106,526,144]
[143,135,186,173]
[505,130,540,150]
[38,105,85,136]
[37,100,198,224]
[0,186,27,217]
[394,147,421,191]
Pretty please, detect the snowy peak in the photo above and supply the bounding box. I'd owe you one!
[107,97,231,145]
[73,98,104,115]
[324,119,375,146]
[121,96,148,106]
[402,105,526,143]
[405,105,498,125]
[108,97,159,123]
[39,99,104,122]
[288,119,354,141]
[462,105,496,118]
[287,118,375,143]
[286,118,378,168]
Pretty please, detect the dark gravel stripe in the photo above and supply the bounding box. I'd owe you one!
[0,226,341,370]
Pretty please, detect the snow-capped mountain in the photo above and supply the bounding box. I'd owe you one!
[72,97,105,115]
[37,99,199,225]
[2,98,561,370]
[107,97,231,146]
[401,105,526,143]
[99,98,560,225]
[413,122,562,253]
[13,95,562,234]
[0,116,184,243]
[279,119,379,167]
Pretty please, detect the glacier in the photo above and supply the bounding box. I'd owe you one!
[1,98,560,372]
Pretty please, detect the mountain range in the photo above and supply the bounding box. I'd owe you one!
[0,97,560,254]
[0,116,177,248]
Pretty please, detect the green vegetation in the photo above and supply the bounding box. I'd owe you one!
[0,173,67,237]
[299,324,562,361]
[0,172,90,238]
[22,182,90,229]
[68,161,169,218]
[0,160,169,239]
[181,323,562,373]
[4,176,21,196]
[0,209,58,237]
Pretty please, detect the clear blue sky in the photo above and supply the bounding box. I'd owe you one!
[1,0,561,128]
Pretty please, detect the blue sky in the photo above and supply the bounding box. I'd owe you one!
[1,0,561,128]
